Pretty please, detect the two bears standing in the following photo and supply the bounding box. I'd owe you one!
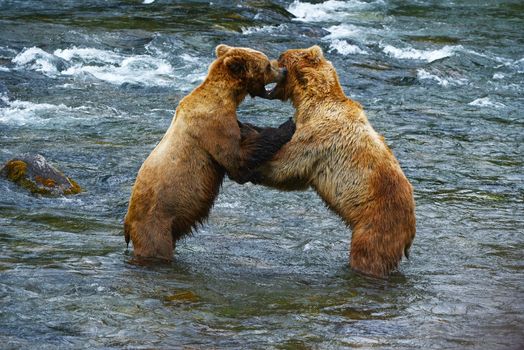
[124,45,416,278]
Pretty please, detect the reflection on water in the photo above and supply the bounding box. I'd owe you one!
[0,0,523,349]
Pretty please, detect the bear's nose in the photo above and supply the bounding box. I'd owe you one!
[276,67,287,82]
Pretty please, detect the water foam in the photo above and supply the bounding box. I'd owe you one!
[463,48,514,66]
[328,39,367,56]
[383,44,461,62]
[321,24,373,56]
[0,97,71,126]
[288,0,378,22]
[468,97,505,108]
[323,24,364,41]
[241,24,288,35]
[417,69,467,87]
[12,47,61,76]
[0,46,17,59]
[12,46,176,86]
[510,57,524,73]
[465,50,524,73]
[179,53,200,63]
[61,55,175,86]
[54,47,121,64]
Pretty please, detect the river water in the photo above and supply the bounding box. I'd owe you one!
[0,1,523,349]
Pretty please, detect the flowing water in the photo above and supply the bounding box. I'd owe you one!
[1,1,523,349]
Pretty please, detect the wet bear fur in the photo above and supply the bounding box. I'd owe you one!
[124,45,295,261]
[243,46,416,278]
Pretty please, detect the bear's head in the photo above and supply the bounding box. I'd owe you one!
[266,46,344,105]
[212,44,286,98]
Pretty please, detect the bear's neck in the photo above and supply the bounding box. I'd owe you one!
[292,87,352,123]
[199,76,248,107]
[292,88,346,111]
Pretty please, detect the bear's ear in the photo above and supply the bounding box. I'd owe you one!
[223,55,246,77]
[306,45,324,64]
[216,44,232,57]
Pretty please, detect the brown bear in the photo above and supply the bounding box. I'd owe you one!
[124,44,295,261]
[243,46,416,278]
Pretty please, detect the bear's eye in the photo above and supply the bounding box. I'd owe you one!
[266,63,271,72]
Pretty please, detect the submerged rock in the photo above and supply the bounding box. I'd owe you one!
[163,291,200,304]
[1,154,81,196]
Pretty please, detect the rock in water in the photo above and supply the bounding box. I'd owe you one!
[0,154,81,195]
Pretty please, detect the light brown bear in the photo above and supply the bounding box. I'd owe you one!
[124,44,295,261]
[244,46,416,278]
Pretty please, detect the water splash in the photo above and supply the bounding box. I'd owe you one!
[12,46,176,86]
[287,0,382,22]
[328,39,368,56]
[383,44,461,62]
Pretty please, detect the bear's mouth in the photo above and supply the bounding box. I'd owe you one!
[254,67,286,99]
[265,82,277,95]
[264,67,287,99]
[265,80,285,100]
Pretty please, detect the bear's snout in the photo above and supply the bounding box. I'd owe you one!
[273,67,287,84]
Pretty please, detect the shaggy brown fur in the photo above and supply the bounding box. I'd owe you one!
[124,45,295,261]
[246,46,416,278]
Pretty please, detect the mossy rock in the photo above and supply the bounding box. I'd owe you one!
[1,154,82,196]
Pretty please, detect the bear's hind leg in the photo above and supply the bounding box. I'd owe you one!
[349,211,414,278]
[349,166,416,277]
[129,219,175,261]
[349,227,404,278]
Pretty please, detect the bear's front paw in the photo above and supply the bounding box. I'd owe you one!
[248,171,265,185]
[238,120,264,134]
[238,122,258,140]
[276,118,296,142]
